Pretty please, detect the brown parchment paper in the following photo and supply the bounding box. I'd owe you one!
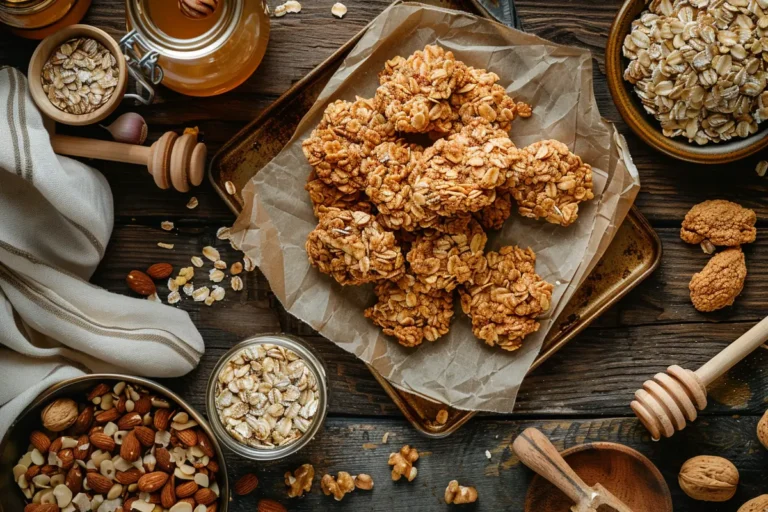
[230,3,641,413]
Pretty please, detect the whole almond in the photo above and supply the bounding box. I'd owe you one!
[133,425,156,447]
[115,467,143,485]
[154,408,172,431]
[206,460,219,473]
[117,412,143,430]
[24,465,40,481]
[155,447,173,472]
[161,475,177,508]
[138,471,169,492]
[58,448,74,470]
[147,263,174,280]
[234,473,259,496]
[179,498,197,507]
[123,498,137,511]
[126,270,156,296]
[90,432,116,452]
[65,465,83,494]
[29,431,51,453]
[258,499,288,512]
[116,395,127,414]
[194,488,217,505]
[86,383,110,401]
[197,430,215,458]
[94,408,120,424]
[40,464,58,476]
[49,437,63,454]
[176,480,198,498]
[72,405,95,435]
[134,395,152,414]
[24,504,60,512]
[87,472,113,494]
[120,431,141,462]
[73,435,90,460]
[176,428,198,446]
[206,505,218,512]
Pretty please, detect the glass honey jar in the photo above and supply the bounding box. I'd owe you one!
[0,0,91,39]
[121,0,270,98]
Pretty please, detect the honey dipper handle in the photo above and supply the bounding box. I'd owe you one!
[51,134,150,166]
[696,315,768,386]
[512,428,594,508]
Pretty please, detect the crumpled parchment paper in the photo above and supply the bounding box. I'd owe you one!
[230,3,640,413]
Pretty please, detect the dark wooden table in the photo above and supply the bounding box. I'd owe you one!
[3,1,768,510]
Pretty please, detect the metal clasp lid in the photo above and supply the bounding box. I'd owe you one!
[119,29,164,106]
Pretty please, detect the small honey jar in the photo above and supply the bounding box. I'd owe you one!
[121,0,270,98]
[0,0,91,39]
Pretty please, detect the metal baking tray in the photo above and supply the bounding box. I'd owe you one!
[209,0,662,437]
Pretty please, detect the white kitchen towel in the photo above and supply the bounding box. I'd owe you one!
[0,67,205,440]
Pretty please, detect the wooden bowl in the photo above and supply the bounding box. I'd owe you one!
[605,0,768,164]
[27,24,127,126]
[525,442,672,512]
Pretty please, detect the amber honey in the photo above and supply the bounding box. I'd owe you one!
[147,0,221,40]
[0,0,91,39]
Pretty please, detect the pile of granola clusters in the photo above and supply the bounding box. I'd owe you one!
[302,44,596,351]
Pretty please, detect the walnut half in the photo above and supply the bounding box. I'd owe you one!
[445,480,478,505]
[680,199,756,247]
[689,247,747,312]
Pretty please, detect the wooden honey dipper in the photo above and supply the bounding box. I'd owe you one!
[631,316,768,440]
[51,131,206,192]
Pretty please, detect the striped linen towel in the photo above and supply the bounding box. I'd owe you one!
[0,67,204,440]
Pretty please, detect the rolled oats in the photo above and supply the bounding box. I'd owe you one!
[231,276,244,291]
[306,170,373,217]
[474,190,513,230]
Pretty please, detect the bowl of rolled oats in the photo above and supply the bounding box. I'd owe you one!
[28,24,127,126]
[0,374,230,512]
[606,0,768,163]
[206,334,327,461]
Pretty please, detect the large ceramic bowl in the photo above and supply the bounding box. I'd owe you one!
[0,374,229,512]
[605,0,768,164]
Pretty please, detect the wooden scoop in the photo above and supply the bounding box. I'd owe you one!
[631,315,768,440]
[51,131,206,192]
[513,428,634,512]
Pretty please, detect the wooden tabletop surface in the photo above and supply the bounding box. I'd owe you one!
[3,1,768,510]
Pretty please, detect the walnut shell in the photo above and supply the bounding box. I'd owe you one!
[738,495,768,512]
[758,410,768,450]
[678,455,739,502]
[41,398,79,432]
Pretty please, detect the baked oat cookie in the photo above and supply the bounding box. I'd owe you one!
[680,200,757,247]
[459,246,553,351]
[407,218,487,293]
[474,190,513,230]
[506,139,594,227]
[306,171,372,217]
[364,276,454,347]
[302,98,395,193]
[306,208,405,285]
[450,67,531,133]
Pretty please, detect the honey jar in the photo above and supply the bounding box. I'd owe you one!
[0,0,91,39]
[121,0,270,98]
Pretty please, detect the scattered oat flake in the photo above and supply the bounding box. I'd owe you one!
[274,4,286,16]
[230,275,243,291]
[147,292,160,302]
[202,246,220,262]
[183,282,194,296]
[214,260,227,270]
[216,227,231,240]
[757,161,768,177]
[168,291,181,304]
[186,197,198,209]
[168,278,179,292]
[331,2,347,18]
[204,295,215,306]
[285,1,302,13]
[179,266,195,280]
[224,180,236,195]
[485,450,491,460]
[700,240,716,255]
[209,269,225,283]
[191,256,204,268]
[243,255,255,272]
[212,286,226,301]
[161,221,174,231]
[158,242,174,250]
[192,286,210,302]
[381,432,390,444]
[230,262,243,275]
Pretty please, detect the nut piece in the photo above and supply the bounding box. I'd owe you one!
[147,263,174,280]
[738,495,768,512]
[234,473,259,496]
[258,499,288,512]
[285,463,314,498]
[388,445,419,482]
[41,399,78,432]
[689,247,747,312]
[445,480,478,505]
[679,455,739,502]
[331,2,347,18]
[126,270,157,296]
[321,472,355,501]
[354,474,373,490]
[758,410,768,450]
[681,200,757,247]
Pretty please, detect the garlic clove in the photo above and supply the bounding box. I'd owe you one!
[101,113,148,145]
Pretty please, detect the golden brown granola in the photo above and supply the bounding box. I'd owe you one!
[450,67,527,133]
[680,200,757,247]
[306,171,372,216]
[364,276,454,347]
[506,139,594,227]
[474,190,513,231]
[459,246,553,351]
[689,247,747,312]
[306,208,405,285]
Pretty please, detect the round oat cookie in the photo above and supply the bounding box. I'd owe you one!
[449,67,531,133]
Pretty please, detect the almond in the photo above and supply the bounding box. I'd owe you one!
[24,465,40,481]
[116,395,127,414]
[134,395,152,414]
[147,263,174,280]
[120,431,141,462]
[197,430,215,458]
[175,428,197,446]
[206,460,219,473]
[161,475,177,508]
[58,448,74,470]
[94,408,120,424]
[234,473,259,496]
[49,437,63,454]
[133,425,156,447]
[65,465,83,494]
[115,467,143,485]
[179,498,197,507]
[72,405,94,434]
[90,432,116,452]
[206,505,218,512]
[117,412,143,430]
[29,431,51,453]
[40,464,58,476]
[258,499,288,512]
[123,497,137,511]
[24,504,60,512]
[155,447,173,472]
[154,408,172,431]
[86,472,113,494]
[73,434,90,460]
[126,270,156,296]
[138,471,169,492]
[86,383,110,401]
[194,488,217,505]
[176,480,198,498]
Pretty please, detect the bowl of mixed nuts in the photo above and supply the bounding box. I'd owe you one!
[606,0,768,163]
[0,374,229,512]
[27,24,127,126]
[206,334,327,461]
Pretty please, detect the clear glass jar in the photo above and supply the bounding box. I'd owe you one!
[122,0,269,97]
[0,0,91,39]
[206,334,328,461]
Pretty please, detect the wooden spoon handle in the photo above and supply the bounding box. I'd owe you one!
[696,315,768,386]
[513,428,594,507]
[51,134,150,166]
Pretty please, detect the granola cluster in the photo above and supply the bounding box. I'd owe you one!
[303,44,592,351]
